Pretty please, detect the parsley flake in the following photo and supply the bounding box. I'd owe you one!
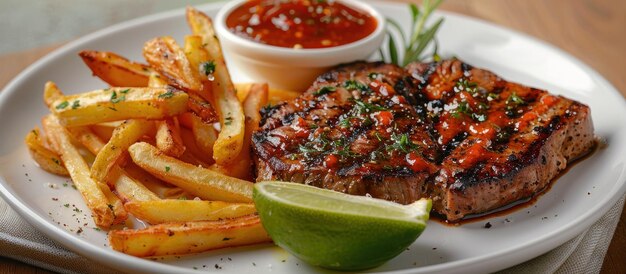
[200,61,216,76]
[55,101,69,110]
[158,90,174,99]
[314,86,336,96]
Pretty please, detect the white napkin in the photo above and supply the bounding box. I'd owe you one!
[0,195,623,274]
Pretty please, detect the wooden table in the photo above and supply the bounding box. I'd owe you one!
[0,0,624,273]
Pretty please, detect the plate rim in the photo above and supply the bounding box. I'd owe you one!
[0,1,625,273]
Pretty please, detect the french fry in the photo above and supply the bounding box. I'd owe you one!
[109,214,271,257]
[213,83,268,180]
[124,200,256,224]
[155,118,185,157]
[24,128,68,176]
[109,166,160,202]
[99,182,128,225]
[79,51,151,87]
[178,127,213,166]
[91,119,154,182]
[43,81,63,108]
[50,87,188,126]
[66,126,105,155]
[187,93,217,122]
[143,36,201,93]
[187,7,245,166]
[122,162,191,199]
[234,83,252,102]
[128,142,253,203]
[42,115,114,228]
[183,35,214,101]
[148,71,168,88]
[178,112,217,161]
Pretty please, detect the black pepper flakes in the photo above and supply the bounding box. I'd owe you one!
[484,222,492,228]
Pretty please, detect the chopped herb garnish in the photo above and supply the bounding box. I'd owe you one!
[120,89,130,94]
[110,91,125,103]
[455,79,478,93]
[158,90,174,99]
[299,145,323,154]
[314,86,336,96]
[64,203,70,208]
[165,166,171,172]
[507,92,526,105]
[224,116,233,125]
[450,101,472,118]
[354,99,388,114]
[374,132,384,142]
[343,80,369,92]
[472,113,487,122]
[71,100,80,109]
[386,133,419,153]
[55,101,69,110]
[338,117,352,128]
[200,61,216,76]
[368,72,380,79]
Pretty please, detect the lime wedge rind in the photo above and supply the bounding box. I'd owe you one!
[257,180,430,224]
[253,181,432,271]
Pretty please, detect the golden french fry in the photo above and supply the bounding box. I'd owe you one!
[91,119,154,182]
[24,128,68,176]
[186,93,217,123]
[99,182,128,225]
[43,81,63,108]
[128,142,253,202]
[50,87,188,126]
[124,200,256,224]
[122,162,191,199]
[234,83,252,102]
[109,214,271,257]
[268,87,300,104]
[148,71,168,88]
[143,36,201,92]
[213,83,268,180]
[155,118,185,157]
[79,51,151,87]
[42,115,114,228]
[109,166,160,202]
[183,35,214,101]
[178,112,216,160]
[186,7,245,166]
[66,126,105,155]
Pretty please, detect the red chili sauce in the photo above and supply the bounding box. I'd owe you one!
[226,0,378,49]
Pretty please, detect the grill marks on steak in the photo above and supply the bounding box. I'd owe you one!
[254,62,438,202]
[406,59,595,221]
[254,59,595,222]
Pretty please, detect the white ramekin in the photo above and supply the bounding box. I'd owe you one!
[215,0,386,91]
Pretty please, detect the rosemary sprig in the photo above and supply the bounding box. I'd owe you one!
[383,0,445,66]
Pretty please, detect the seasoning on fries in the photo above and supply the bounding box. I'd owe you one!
[25,7,306,257]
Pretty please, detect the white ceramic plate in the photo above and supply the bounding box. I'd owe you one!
[1,1,625,273]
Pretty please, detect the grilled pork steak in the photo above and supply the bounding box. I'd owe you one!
[253,59,595,222]
[254,62,439,202]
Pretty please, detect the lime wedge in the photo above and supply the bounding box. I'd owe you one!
[253,181,431,271]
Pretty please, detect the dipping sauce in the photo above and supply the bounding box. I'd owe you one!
[226,0,378,49]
